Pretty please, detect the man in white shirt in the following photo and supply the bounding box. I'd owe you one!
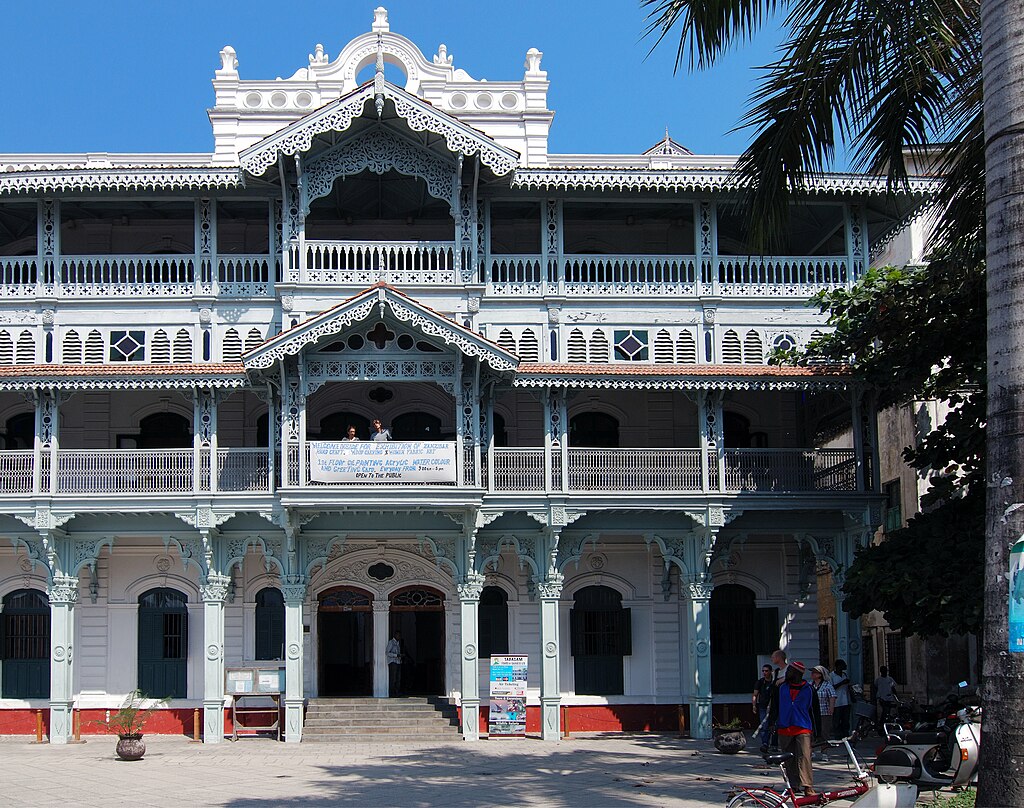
[874,665,898,728]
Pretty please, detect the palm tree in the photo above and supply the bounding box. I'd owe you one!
[643,0,1024,802]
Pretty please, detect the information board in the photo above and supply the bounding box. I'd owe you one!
[1011,541,1024,653]
[489,654,527,736]
[309,441,457,483]
[225,666,285,694]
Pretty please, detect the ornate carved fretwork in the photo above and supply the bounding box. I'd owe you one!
[0,167,241,195]
[195,388,215,447]
[303,128,456,215]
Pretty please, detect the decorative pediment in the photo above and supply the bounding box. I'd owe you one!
[238,82,519,179]
[243,284,519,373]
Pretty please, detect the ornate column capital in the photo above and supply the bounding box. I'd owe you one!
[48,574,79,605]
[280,578,307,604]
[686,581,713,601]
[200,573,232,603]
[536,570,564,600]
[457,571,485,602]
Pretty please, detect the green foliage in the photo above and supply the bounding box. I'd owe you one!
[94,689,170,738]
[777,259,985,637]
[928,790,977,808]
[842,492,983,636]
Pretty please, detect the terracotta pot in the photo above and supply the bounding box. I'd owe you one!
[115,734,146,761]
[713,729,747,754]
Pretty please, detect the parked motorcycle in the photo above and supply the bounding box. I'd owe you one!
[873,703,981,791]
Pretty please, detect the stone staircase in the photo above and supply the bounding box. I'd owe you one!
[301,697,462,742]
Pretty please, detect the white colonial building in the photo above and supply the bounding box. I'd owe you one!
[0,8,929,744]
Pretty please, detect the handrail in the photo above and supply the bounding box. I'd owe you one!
[300,240,457,285]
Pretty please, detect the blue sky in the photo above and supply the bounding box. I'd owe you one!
[0,1,786,158]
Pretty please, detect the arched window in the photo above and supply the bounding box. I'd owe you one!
[137,588,188,699]
[391,411,442,440]
[710,584,779,694]
[254,588,285,661]
[570,585,631,695]
[478,586,509,659]
[317,411,370,441]
[138,412,192,449]
[569,412,620,448]
[1,589,50,698]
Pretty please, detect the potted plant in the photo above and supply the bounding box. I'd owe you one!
[712,716,748,754]
[97,689,169,761]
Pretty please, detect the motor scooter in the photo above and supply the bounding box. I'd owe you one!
[873,703,981,791]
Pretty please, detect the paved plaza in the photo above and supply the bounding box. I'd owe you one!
[0,733,935,807]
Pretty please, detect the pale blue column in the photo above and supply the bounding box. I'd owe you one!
[48,574,78,744]
[538,571,564,741]
[200,574,230,744]
[458,573,484,741]
[685,581,713,739]
[281,579,307,742]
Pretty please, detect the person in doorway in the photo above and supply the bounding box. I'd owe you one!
[811,665,837,760]
[386,629,403,696]
[831,658,852,738]
[370,419,392,441]
[341,425,360,442]
[768,661,821,798]
[874,665,898,730]
[752,664,774,752]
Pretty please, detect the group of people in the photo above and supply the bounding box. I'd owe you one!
[749,651,855,799]
[340,419,393,442]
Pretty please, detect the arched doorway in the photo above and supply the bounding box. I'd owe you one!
[137,588,188,698]
[318,587,373,697]
[389,586,445,696]
[1,589,50,698]
[570,585,631,695]
[254,587,285,661]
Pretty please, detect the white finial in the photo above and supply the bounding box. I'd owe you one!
[217,46,238,76]
[524,48,543,76]
[433,43,453,66]
[372,7,389,33]
[309,43,328,66]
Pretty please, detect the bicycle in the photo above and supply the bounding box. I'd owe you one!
[725,734,871,807]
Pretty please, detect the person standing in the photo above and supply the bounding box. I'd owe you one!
[370,419,392,441]
[811,665,837,759]
[874,665,898,729]
[386,629,404,697]
[752,664,774,752]
[831,658,852,738]
[769,661,821,798]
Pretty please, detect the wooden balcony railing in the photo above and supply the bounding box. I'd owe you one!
[0,446,858,496]
[293,240,458,285]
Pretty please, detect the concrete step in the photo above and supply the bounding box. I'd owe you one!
[303,716,457,728]
[302,696,460,743]
[302,732,462,743]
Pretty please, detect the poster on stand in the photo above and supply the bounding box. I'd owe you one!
[1010,542,1024,652]
[489,655,527,736]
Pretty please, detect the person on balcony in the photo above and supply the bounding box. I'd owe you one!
[341,425,360,442]
[370,419,392,441]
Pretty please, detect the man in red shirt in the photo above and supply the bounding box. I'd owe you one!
[768,661,821,797]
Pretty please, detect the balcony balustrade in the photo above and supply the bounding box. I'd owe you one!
[0,446,857,496]
[1,246,852,298]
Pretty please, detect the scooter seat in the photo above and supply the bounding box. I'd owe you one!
[906,731,946,746]
[764,752,794,765]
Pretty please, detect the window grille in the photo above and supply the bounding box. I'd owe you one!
[478,586,509,659]
[222,329,242,363]
[62,330,83,364]
[319,588,373,611]
[883,479,903,533]
[885,632,907,684]
[0,332,13,365]
[497,328,516,354]
[390,588,444,609]
[567,328,587,363]
[743,330,764,364]
[721,330,742,363]
[653,329,674,363]
[588,330,609,362]
[677,330,697,363]
[15,331,34,365]
[518,329,540,362]
[773,333,797,353]
[150,330,171,364]
[109,330,145,362]
[254,587,285,660]
[172,329,192,363]
[244,328,264,352]
[84,330,104,364]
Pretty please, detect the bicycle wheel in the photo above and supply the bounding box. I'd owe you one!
[726,790,788,808]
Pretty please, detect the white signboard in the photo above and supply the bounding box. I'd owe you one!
[309,440,457,483]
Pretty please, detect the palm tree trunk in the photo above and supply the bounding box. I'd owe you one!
[982,0,1024,802]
